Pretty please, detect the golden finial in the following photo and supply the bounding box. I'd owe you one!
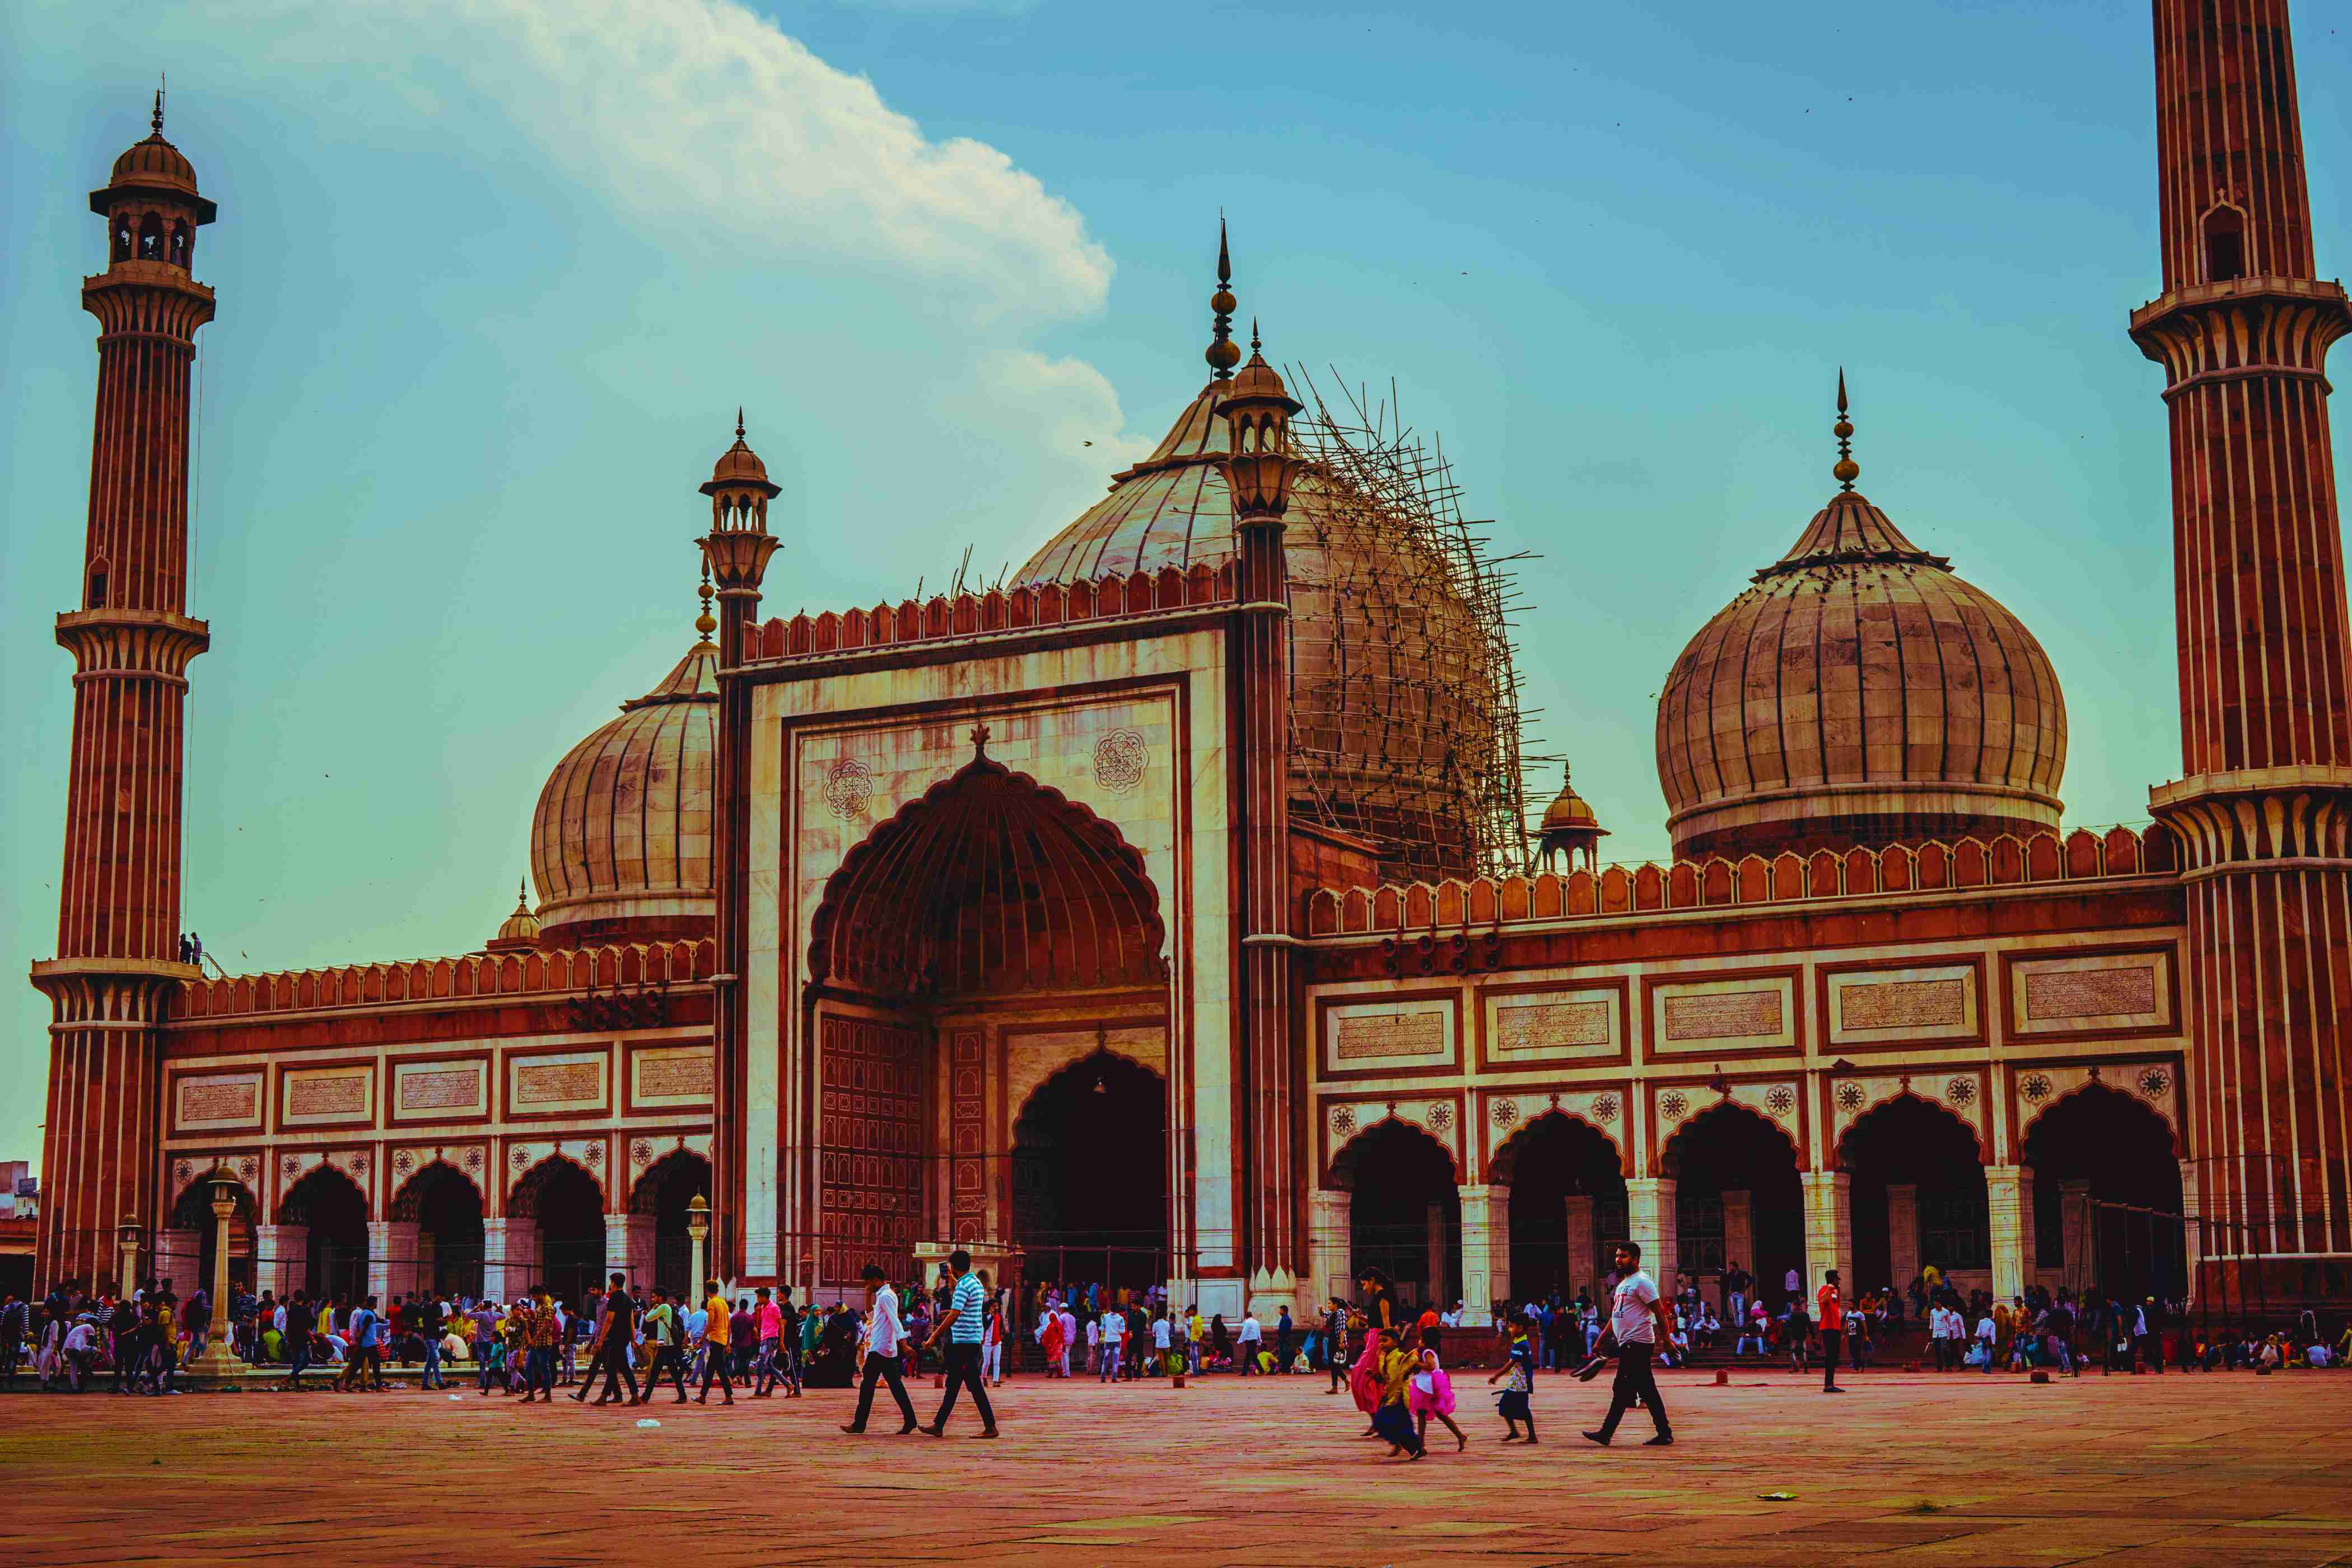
[1832,367,1859,493]
[694,557,717,642]
[1206,216,1239,380]
[512,874,531,914]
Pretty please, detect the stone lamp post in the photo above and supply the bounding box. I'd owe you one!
[115,1213,143,1299]
[687,1193,709,1298]
[185,1167,245,1384]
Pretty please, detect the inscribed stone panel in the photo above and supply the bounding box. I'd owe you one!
[1320,997,1456,1076]
[1824,963,1979,1047]
[507,1052,609,1114]
[281,1067,375,1127]
[2007,951,2173,1038]
[632,1046,715,1106]
[174,1072,262,1132]
[391,1059,488,1122]
[1485,987,1620,1065]
[1647,975,1798,1056]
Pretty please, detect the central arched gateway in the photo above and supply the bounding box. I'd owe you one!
[802,752,1173,1303]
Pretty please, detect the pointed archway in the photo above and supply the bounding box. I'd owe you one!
[1493,1111,1626,1303]
[1331,1119,1460,1313]
[1010,1051,1169,1294]
[1839,1095,1987,1296]
[1663,1103,1804,1308]
[277,1166,370,1305]
[514,1158,606,1309]
[805,750,1172,1296]
[632,1150,711,1301]
[2022,1084,2183,1303]
[391,1163,486,1300]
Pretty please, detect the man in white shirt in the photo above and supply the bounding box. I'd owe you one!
[1236,1311,1263,1375]
[1151,1312,1173,1375]
[1441,1301,1464,1329]
[1584,1241,1674,1446]
[1057,1306,1077,1376]
[839,1264,918,1435]
[1098,1306,1126,1383]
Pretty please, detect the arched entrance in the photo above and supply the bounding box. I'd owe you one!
[392,1164,485,1300]
[1011,1051,1169,1292]
[1840,1096,1987,1298]
[1494,1112,1625,1303]
[516,1158,606,1309]
[170,1175,258,1298]
[1333,1121,1459,1312]
[806,750,1171,1296]
[1663,1104,1803,1309]
[278,1166,369,1305]
[2023,1084,2183,1303]
[633,1150,711,1301]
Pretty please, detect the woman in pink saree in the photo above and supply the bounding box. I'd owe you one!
[1348,1314,1383,1433]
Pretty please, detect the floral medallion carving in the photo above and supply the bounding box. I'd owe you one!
[1426,1103,1454,1133]
[462,1147,484,1173]
[1658,1091,1689,1122]
[583,1141,604,1166]
[2020,1072,2054,1104]
[1836,1082,1866,1113]
[1589,1093,1619,1123]
[2138,1067,2170,1098]
[1490,1098,1519,1131]
[1329,1104,1357,1138]
[823,758,872,823]
[1093,728,1148,795]
[1944,1076,1977,1107]
[632,1138,657,1165]
[1763,1084,1796,1116]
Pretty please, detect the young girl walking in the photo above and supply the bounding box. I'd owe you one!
[1369,1329,1425,1459]
[1409,1346,1465,1452]
[1488,1314,1539,1443]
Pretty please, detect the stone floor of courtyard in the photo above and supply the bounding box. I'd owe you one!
[3,1365,2348,1565]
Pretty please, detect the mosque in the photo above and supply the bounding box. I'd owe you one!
[31,0,2351,1322]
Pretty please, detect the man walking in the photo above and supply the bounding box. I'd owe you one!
[1236,1308,1263,1375]
[283,1291,315,1389]
[522,1286,561,1403]
[841,1263,918,1435]
[696,1278,735,1405]
[1583,1242,1673,1448]
[589,1273,641,1407]
[1275,1305,1295,1373]
[921,1248,998,1439]
[1816,1270,1846,1392]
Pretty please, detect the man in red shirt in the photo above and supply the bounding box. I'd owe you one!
[1815,1270,1846,1393]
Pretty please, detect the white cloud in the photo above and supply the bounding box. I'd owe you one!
[197,0,1114,323]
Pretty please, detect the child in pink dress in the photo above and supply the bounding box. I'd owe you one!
[1407,1346,1466,1452]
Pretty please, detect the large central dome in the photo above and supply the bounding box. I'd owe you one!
[1655,402,2066,861]
[1014,370,1516,882]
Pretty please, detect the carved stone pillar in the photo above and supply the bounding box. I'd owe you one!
[253,1224,307,1301]
[1424,1201,1447,1308]
[368,1220,421,1303]
[1626,1178,1676,1287]
[1307,1189,1352,1306]
[1721,1188,1755,1309]
[1799,1170,1851,1298]
[1986,1164,2035,1302]
[609,1213,654,1290]
[482,1217,538,1304]
[1884,1183,1920,1298]
[1457,1184,1507,1326]
[1561,1194,1596,1300]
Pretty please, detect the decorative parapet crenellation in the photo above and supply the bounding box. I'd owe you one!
[1302,825,2175,939]
[173,938,717,1020]
[748,563,1236,665]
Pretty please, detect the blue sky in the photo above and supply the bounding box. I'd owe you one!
[4,1,2347,1169]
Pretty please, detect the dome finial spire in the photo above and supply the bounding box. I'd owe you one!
[694,555,717,643]
[735,405,744,441]
[152,75,165,138]
[1206,214,1240,381]
[1832,367,1859,493]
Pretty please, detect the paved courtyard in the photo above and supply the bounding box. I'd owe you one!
[4,1366,2349,1565]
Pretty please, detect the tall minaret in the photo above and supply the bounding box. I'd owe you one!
[1217,282,1308,1317]
[2134,1,2352,1299]
[32,92,219,1291]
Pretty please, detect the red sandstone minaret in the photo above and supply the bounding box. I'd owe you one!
[1215,249,1309,1313]
[32,92,219,1291]
[2134,0,2352,1298]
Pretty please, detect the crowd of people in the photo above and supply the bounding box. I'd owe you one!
[4,1250,2344,1429]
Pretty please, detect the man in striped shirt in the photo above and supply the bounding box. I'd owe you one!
[921,1248,999,1439]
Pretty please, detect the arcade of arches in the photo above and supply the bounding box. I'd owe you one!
[809,757,1174,1300]
[1306,1090,2178,1323]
